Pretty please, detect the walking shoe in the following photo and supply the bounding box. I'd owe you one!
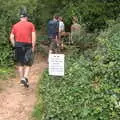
[24,77,29,87]
[24,77,28,83]
[20,78,29,88]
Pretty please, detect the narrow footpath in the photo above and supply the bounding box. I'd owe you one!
[0,54,47,120]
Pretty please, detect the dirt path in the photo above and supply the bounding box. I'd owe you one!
[0,54,47,120]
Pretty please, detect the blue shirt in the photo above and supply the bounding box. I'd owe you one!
[47,20,59,38]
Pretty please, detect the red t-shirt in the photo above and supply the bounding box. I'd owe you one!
[11,21,35,43]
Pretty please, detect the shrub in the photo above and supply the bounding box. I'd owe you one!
[33,22,120,120]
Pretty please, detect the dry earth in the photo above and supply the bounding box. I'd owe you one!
[0,54,47,120]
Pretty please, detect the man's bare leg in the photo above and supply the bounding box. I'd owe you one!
[18,66,24,80]
[18,66,30,87]
[24,66,31,79]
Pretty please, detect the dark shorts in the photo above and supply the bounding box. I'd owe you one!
[15,42,34,66]
[48,34,57,39]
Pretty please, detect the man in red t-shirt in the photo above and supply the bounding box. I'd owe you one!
[10,13,36,87]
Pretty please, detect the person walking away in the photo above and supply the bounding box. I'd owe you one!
[10,13,36,87]
[58,16,65,49]
[71,16,81,44]
[47,15,59,54]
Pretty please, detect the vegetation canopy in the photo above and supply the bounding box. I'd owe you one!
[0,1,120,119]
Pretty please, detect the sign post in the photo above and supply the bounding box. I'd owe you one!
[49,54,64,76]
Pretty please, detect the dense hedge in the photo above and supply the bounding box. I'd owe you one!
[33,22,120,120]
[35,0,120,31]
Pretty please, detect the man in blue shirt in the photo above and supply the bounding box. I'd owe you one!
[47,15,59,53]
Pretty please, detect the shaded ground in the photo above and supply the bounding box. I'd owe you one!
[0,54,47,120]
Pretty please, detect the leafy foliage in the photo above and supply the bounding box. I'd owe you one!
[33,22,120,120]
[35,0,120,31]
[0,67,15,81]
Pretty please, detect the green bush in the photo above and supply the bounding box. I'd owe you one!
[0,17,13,66]
[35,0,120,31]
[71,29,98,50]
[0,67,15,80]
[33,22,120,120]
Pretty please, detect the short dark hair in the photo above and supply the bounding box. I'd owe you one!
[53,15,59,20]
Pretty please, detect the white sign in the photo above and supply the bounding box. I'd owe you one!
[49,54,65,76]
